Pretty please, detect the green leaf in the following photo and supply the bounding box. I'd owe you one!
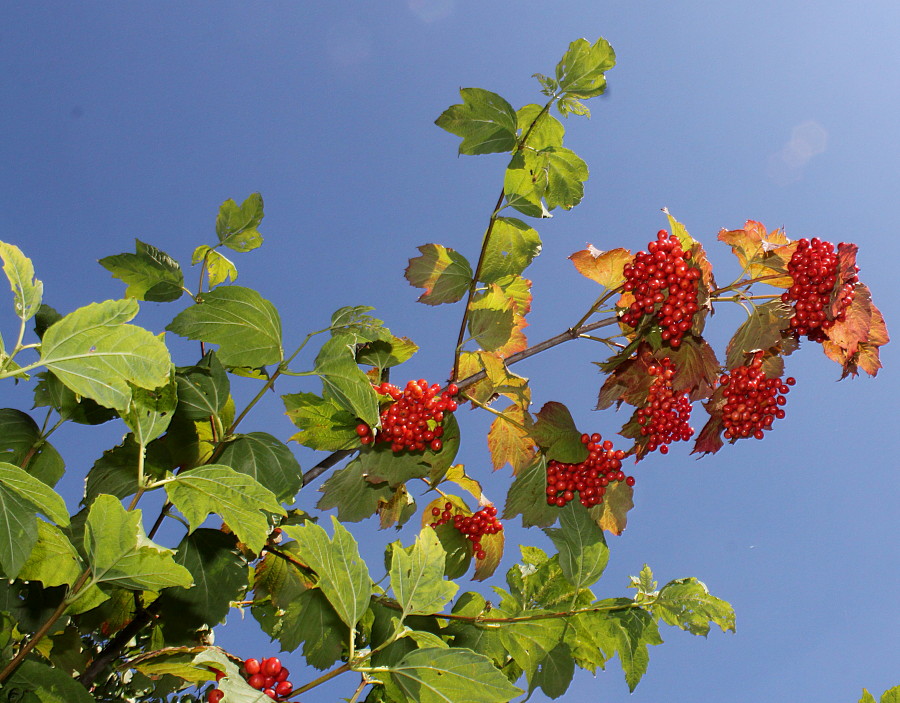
[504,151,550,219]
[83,434,170,505]
[390,528,458,616]
[121,372,178,446]
[356,335,419,373]
[216,432,304,504]
[725,300,793,369]
[85,494,193,590]
[468,285,515,352]
[5,659,93,703]
[314,335,380,426]
[555,37,616,99]
[405,244,473,305]
[193,244,238,287]
[17,519,83,588]
[283,391,360,451]
[606,607,662,692]
[277,588,347,669]
[0,408,65,486]
[385,647,523,703]
[544,501,609,590]
[33,371,118,426]
[654,577,735,636]
[166,286,283,368]
[165,464,286,553]
[316,456,394,522]
[216,193,265,252]
[517,104,564,150]
[541,147,589,211]
[503,455,558,528]
[0,241,43,322]
[531,642,576,699]
[157,529,248,641]
[480,217,542,284]
[530,401,588,463]
[435,88,518,155]
[356,443,431,487]
[282,517,372,629]
[445,592,506,662]
[329,305,390,344]
[98,239,184,302]
[38,298,172,411]
[496,612,566,686]
[860,692,878,703]
[881,687,900,703]
[174,352,230,420]
[0,459,69,528]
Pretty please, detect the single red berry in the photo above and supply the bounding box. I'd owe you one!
[275,680,293,696]
[430,438,443,451]
[248,673,266,689]
[263,658,281,677]
[208,689,225,703]
[355,423,370,437]
[625,476,636,487]
[244,658,261,676]
[263,689,277,700]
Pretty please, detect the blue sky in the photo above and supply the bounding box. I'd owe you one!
[2,2,898,701]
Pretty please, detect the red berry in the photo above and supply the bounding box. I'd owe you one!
[263,658,281,677]
[248,673,266,689]
[244,658,261,676]
[275,680,293,696]
[264,689,277,699]
[208,689,224,703]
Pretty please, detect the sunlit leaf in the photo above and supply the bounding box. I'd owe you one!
[435,88,518,155]
[33,371,117,426]
[717,221,794,288]
[468,284,516,352]
[283,391,359,451]
[405,244,473,305]
[39,298,172,412]
[569,246,631,289]
[314,334,380,426]
[166,285,282,368]
[480,217,542,284]
[517,104,564,149]
[193,244,238,287]
[504,151,550,219]
[545,501,609,589]
[216,193,264,252]
[504,456,558,528]
[591,480,634,536]
[390,528,458,616]
[18,520,83,588]
[555,37,616,99]
[121,372,178,446]
[487,404,536,475]
[99,239,184,302]
[0,241,43,321]
[541,146,589,210]
[654,577,735,636]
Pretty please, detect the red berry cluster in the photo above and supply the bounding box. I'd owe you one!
[430,502,502,561]
[781,237,857,339]
[719,355,795,440]
[621,229,702,348]
[356,380,459,452]
[207,657,293,702]
[636,357,694,454]
[546,434,634,508]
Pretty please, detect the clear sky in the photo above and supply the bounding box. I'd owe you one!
[2,2,899,701]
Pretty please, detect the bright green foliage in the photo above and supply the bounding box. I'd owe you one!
[861,687,900,703]
[390,528,458,617]
[84,494,192,591]
[653,576,736,636]
[480,217,542,283]
[544,502,609,590]
[37,298,172,411]
[164,464,286,553]
[435,88,518,155]
[215,432,304,504]
[193,244,239,287]
[122,372,178,446]
[216,192,265,252]
[405,244,473,305]
[284,390,363,451]
[18,520,83,588]
[382,647,523,703]
[0,241,43,322]
[468,285,516,351]
[314,335,381,426]
[0,461,69,578]
[33,371,118,426]
[99,239,185,302]
[167,285,283,368]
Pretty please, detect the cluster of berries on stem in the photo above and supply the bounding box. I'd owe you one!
[546,434,633,508]
[636,357,694,454]
[720,354,794,440]
[781,237,857,340]
[621,229,702,348]
[430,502,502,560]
[355,380,459,453]
[207,656,292,702]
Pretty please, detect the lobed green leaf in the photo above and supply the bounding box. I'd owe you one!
[98,238,184,302]
[0,240,43,322]
[216,193,265,252]
[390,527,458,617]
[435,88,518,155]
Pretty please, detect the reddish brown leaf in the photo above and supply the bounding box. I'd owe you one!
[590,480,634,535]
[496,274,533,315]
[824,283,871,356]
[495,312,528,357]
[665,336,720,401]
[717,221,794,288]
[596,343,655,410]
[487,404,536,475]
[377,484,414,529]
[569,246,632,289]
[822,284,888,377]
[690,386,727,456]
[829,242,860,318]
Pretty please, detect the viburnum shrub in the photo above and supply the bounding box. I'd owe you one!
[0,36,889,703]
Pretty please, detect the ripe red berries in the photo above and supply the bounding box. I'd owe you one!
[208,657,293,702]
[546,433,633,508]
[622,230,702,348]
[636,357,694,453]
[781,237,857,339]
[720,354,792,440]
[430,502,502,561]
[356,380,459,453]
